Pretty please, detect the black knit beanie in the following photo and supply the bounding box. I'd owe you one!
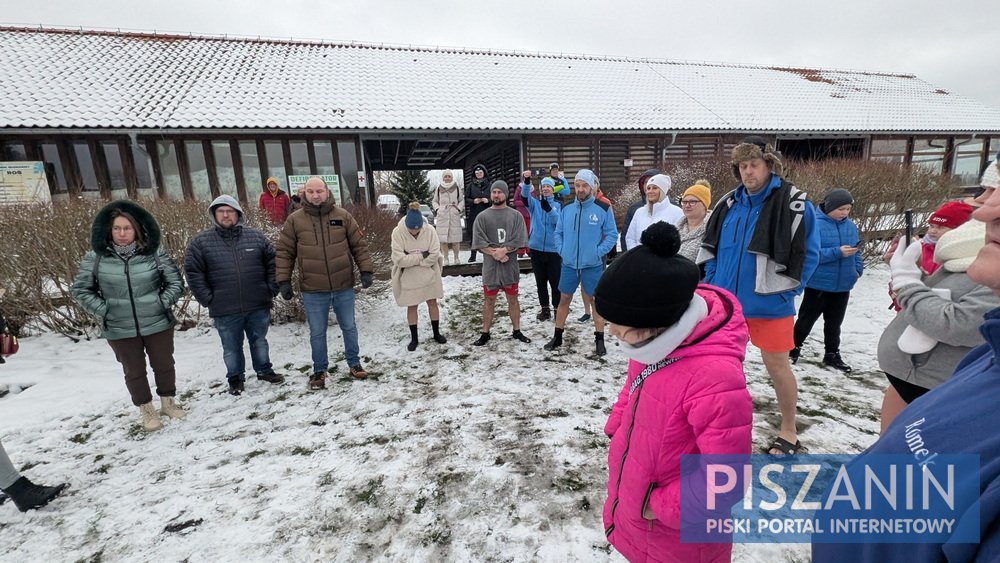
[820,188,853,214]
[594,222,700,329]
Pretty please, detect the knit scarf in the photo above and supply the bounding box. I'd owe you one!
[113,241,138,259]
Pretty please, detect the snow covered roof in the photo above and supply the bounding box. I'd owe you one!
[2,26,1000,133]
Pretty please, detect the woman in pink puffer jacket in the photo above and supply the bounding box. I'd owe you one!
[594,222,753,563]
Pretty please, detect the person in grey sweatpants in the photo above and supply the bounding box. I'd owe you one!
[0,438,67,512]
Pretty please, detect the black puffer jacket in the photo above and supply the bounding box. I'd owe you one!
[184,195,278,318]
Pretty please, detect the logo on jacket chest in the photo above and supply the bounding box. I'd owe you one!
[328,219,344,227]
[588,213,599,225]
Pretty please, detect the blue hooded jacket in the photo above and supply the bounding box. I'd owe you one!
[520,181,561,253]
[703,174,820,318]
[806,206,864,292]
[813,307,1000,563]
[555,193,618,269]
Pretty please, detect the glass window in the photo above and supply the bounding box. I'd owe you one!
[1,141,27,161]
[185,141,211,200]
[101,141,127,191]
[336,140,359,206]
[869,139,907,164]
[212,141,239,199]
[239,141,261,196]
[40,143,67,193]
[130,142,153,189]
[911,138,948,175]
[289,140,310,175]
[991,138,1000,160]
[156,140,183,200]
[313,140,337,175]
[73,141,100,192]
[952,138,985,186]
[264,140,286,190]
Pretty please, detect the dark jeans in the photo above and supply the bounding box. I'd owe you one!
[793,288,851,354]
[529,250,562,309]
[214,308,273,382]
[107,328,176,406]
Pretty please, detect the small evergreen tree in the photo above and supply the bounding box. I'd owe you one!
[389,170,432,211]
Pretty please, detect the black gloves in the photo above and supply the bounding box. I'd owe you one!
[421,250,430,259]
[540,199,552,212]
[360,272,374,288]
[278,281,293,301]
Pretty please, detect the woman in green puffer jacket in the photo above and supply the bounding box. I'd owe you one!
[71,200,186,432]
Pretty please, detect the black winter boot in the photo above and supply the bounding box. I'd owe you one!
[789,347,801,364]
[468,250,477,263]
[407,324,419,352]
[431,320,447,344]
[823,352,852,373]
[595,332,607,357]
[543,328,564,351]
[536,307,551,322]
[512,330,531,343]
[472,332,491,346]
[2,477,67,512]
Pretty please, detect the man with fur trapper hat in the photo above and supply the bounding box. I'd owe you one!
[185,195,284,396]
[697,136,820,455]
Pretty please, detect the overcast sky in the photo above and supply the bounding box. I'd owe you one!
[4,0,999,108]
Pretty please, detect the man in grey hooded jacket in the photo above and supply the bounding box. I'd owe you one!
[184,195,283,395]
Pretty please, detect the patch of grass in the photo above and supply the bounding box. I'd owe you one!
[74,549,104,563]
[246,411,259,420]
[70,431,93,444]
[94,464,112,475]
[94,454,104,462]
[553,470,587,492]
[421,517,452,547]
[243,449,267,463]
[353,476,385,506]
[579,496,592,510]
[317,471,335,488]
[179,390,196,402]
[538,408,570,419]
[18,461,38,472]
[290,446,314,456]
[413,496,427,514]
[273,392,290,402]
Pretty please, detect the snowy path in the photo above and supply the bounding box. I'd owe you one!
[0,267,897,562]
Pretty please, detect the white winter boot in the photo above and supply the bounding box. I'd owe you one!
[138,402,163,432]
[159,396,186,419]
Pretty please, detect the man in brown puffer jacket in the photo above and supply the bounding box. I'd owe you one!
[276,177,375,389]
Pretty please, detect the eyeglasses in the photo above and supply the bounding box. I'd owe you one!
[680,200,702,206]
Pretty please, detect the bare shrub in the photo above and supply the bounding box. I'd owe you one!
[0,198,398,339]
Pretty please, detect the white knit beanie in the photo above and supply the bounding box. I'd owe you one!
[934,219,987,272]
[646,174,673,195]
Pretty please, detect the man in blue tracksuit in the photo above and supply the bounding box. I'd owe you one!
[699,137,820,455]
[814,165,1000,562]
[544,169,618,356]
[520,174,562,321]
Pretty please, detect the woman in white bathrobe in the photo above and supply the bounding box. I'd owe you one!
[391,203,447,351]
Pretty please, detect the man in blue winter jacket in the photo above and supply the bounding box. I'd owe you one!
[184,195,284,396]
[698,137,820,455]
[543,169,618,356]
[812,158,1000,563]
[520,173,562,321]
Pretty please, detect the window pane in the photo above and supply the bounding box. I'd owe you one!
[870,139,907,164]
[101,141,127,192]
[952,139,985,186]
[131,142,153,189]
[912,139,947,175]
[336,140,358,206]
[156,140,183,200]
[239,141,261,196]
[212,141,239,199]
[73,141,100,191]
[185,141,211,200]
[264,140,286,190]
[1,141,27,161]
[289,140,310,175]
[314,140,336,175]
[40,143,67,193]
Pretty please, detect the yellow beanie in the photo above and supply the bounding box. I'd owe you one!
[683,184,712,209]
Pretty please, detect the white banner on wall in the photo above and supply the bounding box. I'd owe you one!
[0,161,51,205]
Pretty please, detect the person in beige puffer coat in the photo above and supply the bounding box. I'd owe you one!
[391,203,447,351]
[433,170,464,265]
[275,177,374,388]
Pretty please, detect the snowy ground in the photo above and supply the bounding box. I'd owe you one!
[0,259,897,562]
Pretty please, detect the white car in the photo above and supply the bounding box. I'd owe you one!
[376,194,400,213]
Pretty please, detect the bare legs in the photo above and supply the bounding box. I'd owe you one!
[761,350,799,452]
